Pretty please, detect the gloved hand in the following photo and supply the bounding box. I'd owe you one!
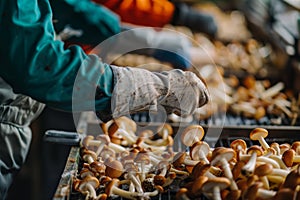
[172,3,218,37]
[108,66,209,119]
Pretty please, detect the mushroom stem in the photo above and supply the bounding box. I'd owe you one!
[212,186,222,200]
[108,142,126,153]
[219,158,238,190]
[258,136,270,151]
[270,155,288,170]
[111,184,139,200]
[257,157,280,168]
[95,143,106,157]
[242,152,257,176]
[116,129,137,144]
[257,188,276,199]
[85,183,97,199]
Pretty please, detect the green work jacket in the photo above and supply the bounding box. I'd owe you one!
[0,0,120,112]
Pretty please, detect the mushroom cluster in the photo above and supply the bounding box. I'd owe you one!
[73,121,300,200]
[73,117,177,200]
[176,127,300,200]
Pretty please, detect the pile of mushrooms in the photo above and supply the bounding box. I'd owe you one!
[73,120,300,200]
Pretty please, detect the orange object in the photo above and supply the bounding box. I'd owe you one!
[94,0,175,27]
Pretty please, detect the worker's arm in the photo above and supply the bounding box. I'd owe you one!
[0,0,114,112]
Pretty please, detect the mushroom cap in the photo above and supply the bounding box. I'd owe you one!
[224,189,241,200]
[100,119,114,134]
[173,152,186,168]
[274,188,296,200]
[190,141,210,160]
[181,125,205,147]
[232,160,246,180]
[246,145,263,156]
[80,168,95,179]
[250,127,268,140]
[157,123,173,137]
[211,148,235,166]
[115,116,137,133]
[191,161,210,179]
[254,163,273,176]
[79,176,100,191]
[82,150,97,162]
[105,179,119,196]
[201,177,231,193]
[96,134,110,144]
[291,142,300,154]
[105,160,124,178]
[282,165,300,189]
[90,161,106,175]
[191,176,208,196]
[230,139,247,152]
[154,175,167,186]
[282,149,296,167]
[81,135,95,147]
[279,143,291,154]
[243,182,260,200]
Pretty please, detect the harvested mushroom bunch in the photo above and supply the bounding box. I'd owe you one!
[73,117,181,200]
[229,75,299,124]
[176,127,300,200]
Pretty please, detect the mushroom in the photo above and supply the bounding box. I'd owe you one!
[162,171,177,187]
[270,142,281,156]
[82,149,97,164]
[143,185,164,198]
[124,167,144,194]
[279,143,290,154]
[99,146,115,162]
[282,149,300,167]
[202,177,231,200]
[189,141,210,163]
[180,125,205,147]
[249,128,270,151]
[105,179,140,200]
[230,139,247,158]
[282,165,300,190]
[241,145,263,176]
[243,182,276,200]
[105,159,124,178]
[211,148,238,190]
[89,161,106,177]
[157,123,173,140]
[154,161,170,186]
[94,135,110,156]
[232,160,246,180]
[80,168,95,179]
[254,163,273,189]
[134,151,151,182]
[78,176,100,200]
[291,141,300,155]
[191,162,216,180]
[173,152,198,168]
[274,188,297,200]
[190,176,209,197]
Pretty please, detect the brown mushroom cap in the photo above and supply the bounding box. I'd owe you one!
[79,175,100,191]
[243,182,260,200]
[250,128,268,141]
[105,160,124,178]
[224,189,241,200]
[211,148,235,166]
[80,168,95,179]
[246,145,263,156]
[191,176,209,196]
[82,150,97,163]
[190,141,210,160]
[232,160,246,180]
[254,163,273,177]
[274,188,296,200]
[191,161,210,179]
[201,177,231,193]
[154,175,167,186]
[90,161,106,176]
[173,152,186,168]
[175,188,189,200]
[115,116,137,133]
[230,139,247,153]
[282,149,295,167]
[291,142,300,154]
[181,125,205,147]
[81,135,95,147]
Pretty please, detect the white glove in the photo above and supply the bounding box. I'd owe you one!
[109,66,209,118]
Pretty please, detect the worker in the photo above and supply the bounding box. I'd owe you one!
[93,0,218,37]
[0,0,209,199]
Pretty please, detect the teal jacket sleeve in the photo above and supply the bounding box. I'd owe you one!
[0,0,114,112]
[50,0,121,45]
